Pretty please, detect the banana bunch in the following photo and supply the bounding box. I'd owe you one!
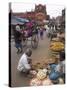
[50,42,64,51]
[37,70,47,80]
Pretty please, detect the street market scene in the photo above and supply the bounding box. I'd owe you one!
[9,2,65,87]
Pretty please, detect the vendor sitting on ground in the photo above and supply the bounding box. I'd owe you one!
[17,48,32,74]
[49,51,65,84]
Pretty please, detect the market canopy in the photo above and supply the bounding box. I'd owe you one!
[11,15,29,25]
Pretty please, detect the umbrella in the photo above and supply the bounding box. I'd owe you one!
[15,17,29,23]
[11,15,29,25]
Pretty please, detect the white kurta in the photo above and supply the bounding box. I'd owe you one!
[16,25,21,31]
[17,53,31,72]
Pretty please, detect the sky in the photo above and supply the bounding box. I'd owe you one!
[11,2,65,18]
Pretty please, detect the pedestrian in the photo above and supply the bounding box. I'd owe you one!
[17,48,32,74]
[49,27,57,41]
[14,24,22,54]
[36,26,39,35]
[46,26,50,37]
[40,27,44,40]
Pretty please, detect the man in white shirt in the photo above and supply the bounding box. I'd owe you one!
[17,48,32,73]
[16,24,21,32]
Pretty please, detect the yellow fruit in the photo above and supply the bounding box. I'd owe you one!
[50,42,64,51]
[37,70,47,80]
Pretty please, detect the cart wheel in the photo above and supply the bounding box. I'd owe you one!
[31,34,39,49]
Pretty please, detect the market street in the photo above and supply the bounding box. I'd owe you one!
[11,31,51,87]
[9,3,65,87]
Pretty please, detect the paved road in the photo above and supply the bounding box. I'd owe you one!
[11,31,51,87]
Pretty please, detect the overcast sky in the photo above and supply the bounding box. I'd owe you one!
[11,2,65,18]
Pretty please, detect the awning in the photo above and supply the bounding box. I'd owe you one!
[11,15,29,25]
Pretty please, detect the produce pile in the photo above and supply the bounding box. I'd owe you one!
[29,32,65,86]
[30,69,53,86]
[50,42,64,52]
[37,69,47,80]
[32,63,48,70]
[29,52,65,86]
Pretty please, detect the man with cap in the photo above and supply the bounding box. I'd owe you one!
[17,48,32,74]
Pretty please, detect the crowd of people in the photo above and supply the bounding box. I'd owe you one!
[13,23,46,54]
